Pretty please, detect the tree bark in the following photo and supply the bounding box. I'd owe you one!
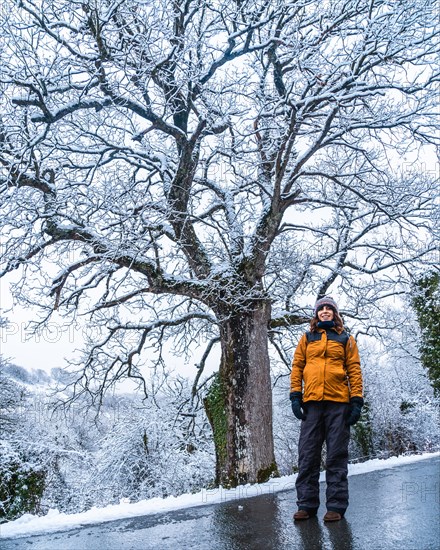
[205,299,278,487]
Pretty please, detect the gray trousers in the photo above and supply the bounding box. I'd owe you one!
[296,401,350,514]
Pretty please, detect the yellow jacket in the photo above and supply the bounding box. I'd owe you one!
[290,328,363,403]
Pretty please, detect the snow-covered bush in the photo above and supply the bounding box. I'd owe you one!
[0,441,46,522]
[0,364,215,515]
[0,366,47,521]
[272,375,301,476]
[92,398,215,504]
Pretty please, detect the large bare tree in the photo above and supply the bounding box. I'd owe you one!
[1,0,438,486]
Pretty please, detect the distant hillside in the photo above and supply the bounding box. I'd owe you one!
[1,363,52,386]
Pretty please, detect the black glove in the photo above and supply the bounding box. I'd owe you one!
[346,397,364,426]
[290,392,306,420]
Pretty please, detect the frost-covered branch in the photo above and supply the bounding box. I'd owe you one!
[1,0,438,412]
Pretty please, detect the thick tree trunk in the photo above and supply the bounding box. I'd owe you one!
[205,300,278,487]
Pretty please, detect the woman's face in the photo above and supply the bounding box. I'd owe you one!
[317,305,334,322]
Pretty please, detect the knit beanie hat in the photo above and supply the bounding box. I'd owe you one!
[314,296,339,316]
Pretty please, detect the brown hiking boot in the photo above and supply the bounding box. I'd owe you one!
[293,509,313,520]
[323,511,342,522]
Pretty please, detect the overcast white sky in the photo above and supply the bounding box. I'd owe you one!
[0,270,84,371]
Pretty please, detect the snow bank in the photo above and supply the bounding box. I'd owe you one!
[1,451,438,539]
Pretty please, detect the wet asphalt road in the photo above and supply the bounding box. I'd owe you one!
[1,456,439,550]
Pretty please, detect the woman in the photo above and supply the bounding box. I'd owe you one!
[290,296,364,522]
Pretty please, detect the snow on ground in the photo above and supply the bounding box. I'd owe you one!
[1,451,439,540]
